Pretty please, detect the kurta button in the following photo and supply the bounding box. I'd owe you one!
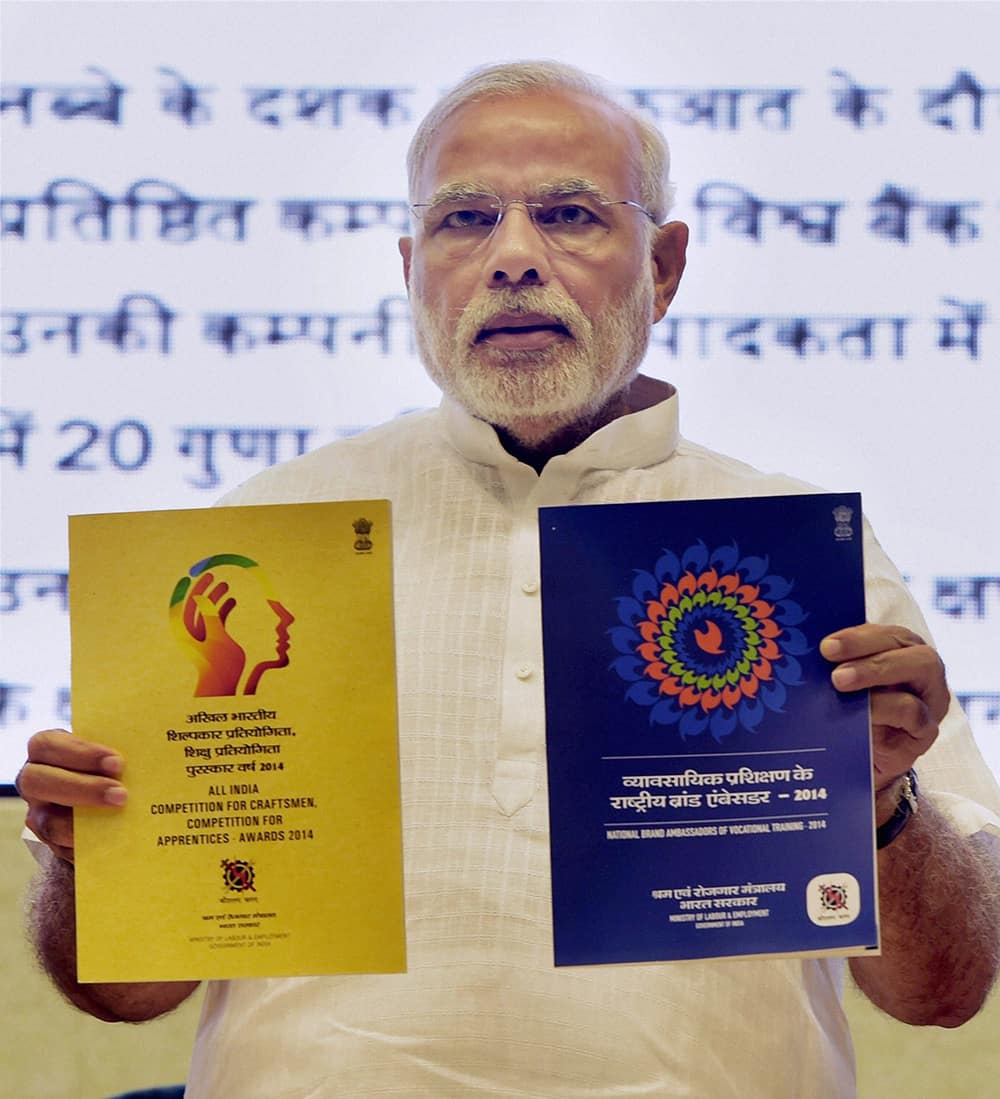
[521,579,539,594]
[515,664,533,680]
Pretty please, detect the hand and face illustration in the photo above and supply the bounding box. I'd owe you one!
[169,554,295,697]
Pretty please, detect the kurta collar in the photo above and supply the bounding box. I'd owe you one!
[440,378,680,477]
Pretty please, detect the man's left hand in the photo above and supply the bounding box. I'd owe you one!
[820,624,949,793]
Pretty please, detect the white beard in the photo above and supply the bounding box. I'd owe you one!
[410,277,654,447]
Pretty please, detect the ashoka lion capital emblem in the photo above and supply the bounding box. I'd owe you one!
[353,517,374,553]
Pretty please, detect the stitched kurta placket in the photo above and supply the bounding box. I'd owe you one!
[490,457,584,816]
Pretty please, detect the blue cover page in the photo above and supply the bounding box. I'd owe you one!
[539,493,878,966]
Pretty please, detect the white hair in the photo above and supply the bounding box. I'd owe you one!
[406,60,676,223]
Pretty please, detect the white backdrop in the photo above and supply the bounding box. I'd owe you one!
[2,0,998,787]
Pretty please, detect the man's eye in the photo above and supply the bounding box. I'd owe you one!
[439,208,496,230]
[541,204,599,228]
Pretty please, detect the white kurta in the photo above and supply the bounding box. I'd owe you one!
[184,387,1000,1098]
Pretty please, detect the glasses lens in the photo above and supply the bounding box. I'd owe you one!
[416,194,618,257]
[421,199,499,240]
[533,197,610,255]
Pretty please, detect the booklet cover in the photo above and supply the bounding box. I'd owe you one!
[539,493,877,966]
[70,500,405,982]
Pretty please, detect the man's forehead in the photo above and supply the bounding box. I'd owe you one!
[422,177,613,205]
[454,85,625,123]
[415,88,643,196]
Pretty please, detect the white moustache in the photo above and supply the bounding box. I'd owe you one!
[457,289,589,347]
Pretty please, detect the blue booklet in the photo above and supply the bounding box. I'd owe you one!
[539,493,878,965]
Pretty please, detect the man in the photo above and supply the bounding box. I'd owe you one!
[18,61,1000,1097]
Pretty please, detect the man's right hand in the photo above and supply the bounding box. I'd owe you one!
[16,730,128,862]
[19,731,200,1022]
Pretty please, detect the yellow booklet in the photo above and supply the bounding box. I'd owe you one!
[70,500,405,982]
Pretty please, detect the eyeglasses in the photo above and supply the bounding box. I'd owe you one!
[409,188,657,258]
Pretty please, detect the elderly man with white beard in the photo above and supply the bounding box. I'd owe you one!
[18,61,1000,1099]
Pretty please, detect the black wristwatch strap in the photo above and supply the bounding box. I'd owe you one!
[876,769,919,850]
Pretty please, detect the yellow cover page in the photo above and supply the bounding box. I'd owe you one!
[70,500,405,982]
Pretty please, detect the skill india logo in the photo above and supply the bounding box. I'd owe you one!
[609,541,810,741]
[170,554,295,698]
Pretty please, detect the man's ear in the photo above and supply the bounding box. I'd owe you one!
[399,236,413,289]
[650,221,688,322]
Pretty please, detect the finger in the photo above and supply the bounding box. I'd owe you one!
[218,596,237,624]
[18,730,127,809]
[830,646,949,722]
[25,802,74,851]
[26,729,124,778]
[871,724,931,786]
[820,623,926,663]
[869,688,938,747]
[821,624,949,721]
[18,761,128,808]
[184,591,204,639]
[185,574,215,638]
[207,581,230,607]
[193,593,223,626]
[866,682,942,789]
[192,572,214,596]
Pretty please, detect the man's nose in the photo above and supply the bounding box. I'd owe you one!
[483,204,551,288]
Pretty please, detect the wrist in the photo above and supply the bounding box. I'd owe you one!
[875,769,919,849]
[875,774,905,826]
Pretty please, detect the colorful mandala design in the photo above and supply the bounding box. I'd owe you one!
[610,541,810,741]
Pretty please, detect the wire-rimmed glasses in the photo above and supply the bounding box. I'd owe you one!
[410,185,657,258]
